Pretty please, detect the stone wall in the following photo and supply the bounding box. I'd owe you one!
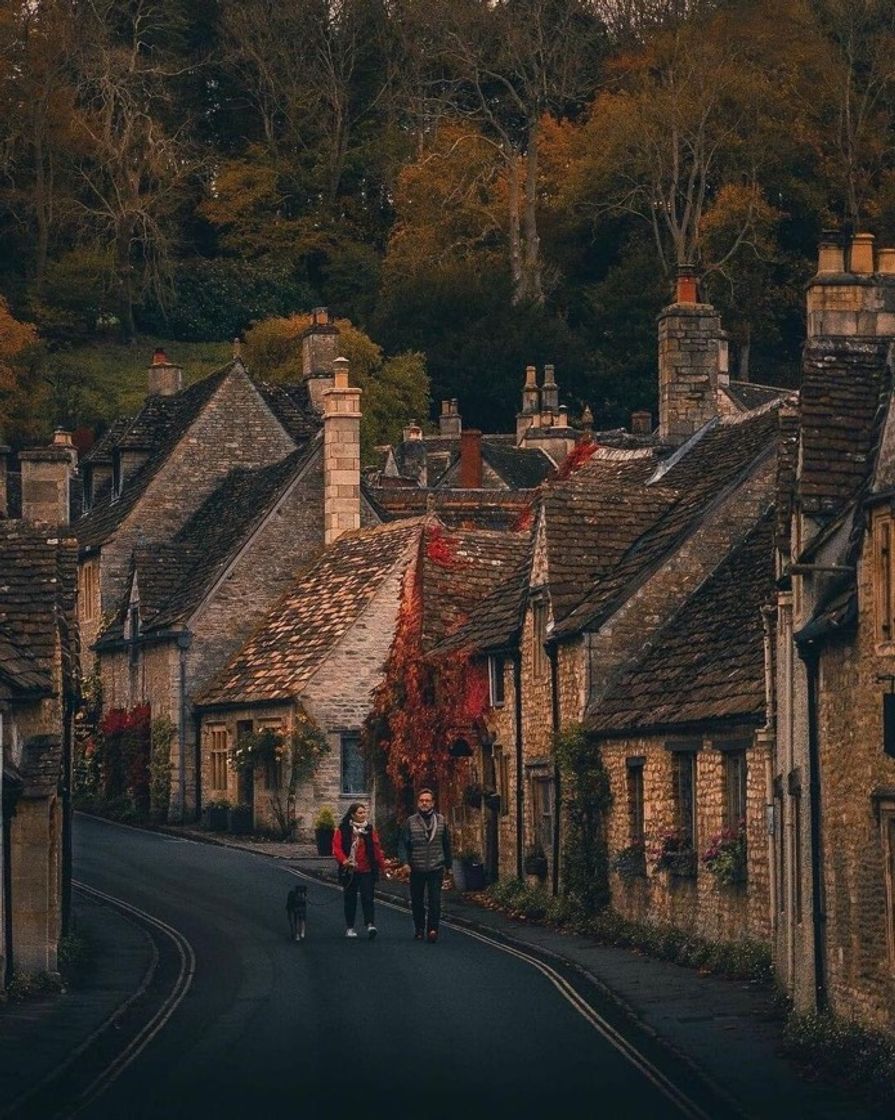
[812,522,895,1035]
[9,795,61,974]
[600,728,771,945]
[658,303,722,445]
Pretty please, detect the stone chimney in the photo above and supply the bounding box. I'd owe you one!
[807,231,895,339]
[541,364,559,413]
[631,410,652,435]
[517,366,541,442]
[20,445,72,524]
[459,429,483,488]
[323,356,362,546]
[301,308,340,411]
[439,399,462,437]
[53,428,78,470]
[658,265,724,446]
[403,419,423,441]
[148,349,183,397]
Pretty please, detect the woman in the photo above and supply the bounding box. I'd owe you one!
[332,803,386,940]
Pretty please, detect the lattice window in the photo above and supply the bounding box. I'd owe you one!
[209,727,228,791]
[626,760,645,844]
[79,561,100,622]
[874,513,895,641]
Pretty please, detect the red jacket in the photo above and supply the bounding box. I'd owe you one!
[333,824,386,874]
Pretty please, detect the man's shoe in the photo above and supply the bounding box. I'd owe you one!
[414,930,425,941]
[427,929,438,943]
[345,928,358,938]
[367,925,377,940]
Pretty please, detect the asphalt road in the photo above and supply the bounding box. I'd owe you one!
[73,815,715,1120]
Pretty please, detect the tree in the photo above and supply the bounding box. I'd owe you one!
[0,296,47,445]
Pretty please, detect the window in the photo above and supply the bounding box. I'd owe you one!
[724,751,747,830]
[626,759,645,844]
[209,727,228,791]
[532,776,553,854]
[673,752,697,847]
[488,655,506,707]
[875,513,895,641]
[774,777,785,914]
[495,747,510,818]
[259,721,284,789]
[341,733,367,795]
[532,599,548,678]
[79,561,99,623]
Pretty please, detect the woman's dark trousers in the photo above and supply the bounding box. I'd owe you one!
[344,872,375,928]
[410,869,443,933]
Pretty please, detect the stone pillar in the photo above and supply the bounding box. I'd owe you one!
[658,267,723,446]
[541,364,559,413]
[20,447,72,525]
[517,366,541,442]
[148,349,183,397]
[323,357,362,546]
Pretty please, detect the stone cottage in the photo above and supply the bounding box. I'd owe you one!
[0,442,79,986]
[773,231,895,1035]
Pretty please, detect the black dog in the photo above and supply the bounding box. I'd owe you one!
[286,884,308,942]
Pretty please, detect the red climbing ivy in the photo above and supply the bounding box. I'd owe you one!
[98,704,151,810]
[555,437,598,480]
[365,529,490,793]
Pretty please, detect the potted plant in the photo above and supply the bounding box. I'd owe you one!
[203,798,230,833]
[612,842,646,880]
[460,849,485,891]
[702,825,747,887]
[228,802,253,836]
[523,844,548,880]
[314,806,336,855]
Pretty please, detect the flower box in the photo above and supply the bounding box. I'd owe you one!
[663,849,697,879]
[612,844,647,880]
[228,804,253,836]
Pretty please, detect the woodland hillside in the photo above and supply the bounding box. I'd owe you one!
[1,0,894,445]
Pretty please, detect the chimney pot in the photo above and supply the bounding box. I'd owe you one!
[152,348,168,366]
[557,406,569,429]
[441,400,450,415]
[147,350,182,396]
[332,356,350,389]
[581,404,594,430]
[544,363,556,386]
[878,248,895,275]
[451,398,459,414]
[818,231,845,274]
[675,265,698,304]
[524,365,537,388]
[403,420,423,441]
[850,232,875,274]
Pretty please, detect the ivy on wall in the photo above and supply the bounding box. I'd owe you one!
[553,723,612,912]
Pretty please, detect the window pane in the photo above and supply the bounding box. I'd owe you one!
[627,765,644,844]
[674,753,696,846]
[341,734,366,795]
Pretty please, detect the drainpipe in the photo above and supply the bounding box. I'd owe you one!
[548,645,561,897]
[514,652,523,881]
[176,631,192,823]
[61,684,73,937]
[800,644,828,1012]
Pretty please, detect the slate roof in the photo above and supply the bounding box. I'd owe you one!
[368,486,533,531]
[479,443,555,488]
[589,511,774,735]
[76,361,319,550]
[0,625,50,698]
[722,380,787,412]
[197,520,421,707]
[421,526,532,651]
[553,406,784,638]
[798,337,891,518]
[98,447,319,642]
[389,434,554,490]
[0,521,78,697]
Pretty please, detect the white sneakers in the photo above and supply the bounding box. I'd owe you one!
[345,928,358,938]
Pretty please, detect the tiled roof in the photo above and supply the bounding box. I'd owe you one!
[798,337,891,517]
[0,521,78,692]
[75,362,319,550]
[553,407,783,637]
[421,526,532,651]
[99,448,318,641]
[480,443,554,488]
[589,511,774,734]
[197,520,421,707]
[81,417,132,465]
[428,535,534,657]
[542,454,671,624]
[390,434,554,489]
[368,486,533,531]
[0,624,50,697]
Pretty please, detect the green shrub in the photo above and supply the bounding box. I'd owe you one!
[58,929,96,987]
[783,1012,895,1110]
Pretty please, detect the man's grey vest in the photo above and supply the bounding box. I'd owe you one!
[406,813,448,872]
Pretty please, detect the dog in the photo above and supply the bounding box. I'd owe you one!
[286,884,308,942]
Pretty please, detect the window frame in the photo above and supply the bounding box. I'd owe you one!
[488,654,506,707]
[673,751,697,848]
[531,775,554,854]
[208,726,228,792]
[723,750,747,831]
[626,758,645,845]
[875,511,895,643]
[531,598,548,679]
[340,731,368,796]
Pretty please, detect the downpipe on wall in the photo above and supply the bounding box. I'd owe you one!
[799,642,828,1012]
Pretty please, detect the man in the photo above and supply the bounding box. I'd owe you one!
[400,788,452,942]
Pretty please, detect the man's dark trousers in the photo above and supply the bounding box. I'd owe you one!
[410,869,443,933]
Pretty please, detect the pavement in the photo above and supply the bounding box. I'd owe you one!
[0,818,885,1120]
